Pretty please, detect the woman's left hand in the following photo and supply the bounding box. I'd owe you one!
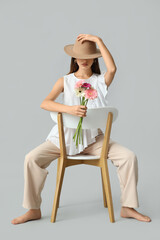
[77,34,101,43]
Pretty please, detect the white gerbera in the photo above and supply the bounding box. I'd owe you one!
[74,87,86,97]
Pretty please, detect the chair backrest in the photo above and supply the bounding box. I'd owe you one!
[50,106,118,130]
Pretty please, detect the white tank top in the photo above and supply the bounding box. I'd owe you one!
[45,70,109,155]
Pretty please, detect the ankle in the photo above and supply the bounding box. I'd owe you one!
[121,206,134,210]
[30,208,41,211]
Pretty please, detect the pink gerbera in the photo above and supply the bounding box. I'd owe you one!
[85,88,98,100]
[81,83,91,89]
[74,79,85,88]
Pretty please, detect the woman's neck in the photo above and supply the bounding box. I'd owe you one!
[74,68,93,79]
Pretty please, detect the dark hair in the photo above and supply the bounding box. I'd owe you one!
[66,57,101,75]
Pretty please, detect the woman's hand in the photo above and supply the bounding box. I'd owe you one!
[77,33,101,44]
[68,105,87,117]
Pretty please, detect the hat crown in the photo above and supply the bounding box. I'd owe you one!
[73,39,97,56]
[64,37,102,59]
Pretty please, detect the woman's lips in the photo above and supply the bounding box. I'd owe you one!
[82,64,88,66]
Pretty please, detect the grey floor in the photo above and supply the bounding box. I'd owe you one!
[2,160,159,240]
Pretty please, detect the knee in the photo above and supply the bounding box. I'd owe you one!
[126,150,138,166]
[24,151,37,167]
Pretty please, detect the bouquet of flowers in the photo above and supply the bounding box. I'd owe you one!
[73,79,98,148]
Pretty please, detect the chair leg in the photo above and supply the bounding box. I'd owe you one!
[100,168,108,208]
[50,157,66,223]
[56,158,61,208]
[101,159,115,223]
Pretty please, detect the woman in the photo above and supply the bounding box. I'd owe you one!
[11,34,151,224]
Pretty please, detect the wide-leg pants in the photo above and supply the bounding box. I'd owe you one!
[22,133,139,209]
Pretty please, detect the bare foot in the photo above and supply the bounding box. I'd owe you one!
[11,209,41,225]
[120,206,151,222]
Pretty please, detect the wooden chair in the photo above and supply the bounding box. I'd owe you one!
[49,106,118,223]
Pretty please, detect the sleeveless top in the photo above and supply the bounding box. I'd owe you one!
[45,70,109,155]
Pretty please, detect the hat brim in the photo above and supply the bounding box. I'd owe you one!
[64,44,102,59]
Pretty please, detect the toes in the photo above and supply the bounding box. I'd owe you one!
[11,217,24,224]
[146,216,151,222]
[140,215,151,222]
[11,219,18,224]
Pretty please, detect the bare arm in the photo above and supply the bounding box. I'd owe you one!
[77,34,117,88]
[41,101,70,113]
[40,77,70,113]
[96,37,117,88]
[40,77,87,117]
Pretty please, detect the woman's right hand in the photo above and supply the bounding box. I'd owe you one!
[68,105,87,117]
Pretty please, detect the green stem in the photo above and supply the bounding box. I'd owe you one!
[73,119,81,140]
[73,96,88,147]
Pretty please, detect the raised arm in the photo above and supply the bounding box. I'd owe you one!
[96,37,117,88]
[77,34,117,88]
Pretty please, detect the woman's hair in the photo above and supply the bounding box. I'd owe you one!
[66,57,101,75]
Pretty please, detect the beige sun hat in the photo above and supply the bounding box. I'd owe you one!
[64,38,102,59]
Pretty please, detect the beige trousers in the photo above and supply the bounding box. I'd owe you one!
[22,133,139,210]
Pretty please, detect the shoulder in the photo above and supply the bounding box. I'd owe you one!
[94,70,106,78]
[57,73,73,92]
[61,73,74,81]
[94,71,106,83]
[56,76,64,85]
[65,73,74,78]
[58,73,73,80]
[92,71,106,83]
[63,73,75,83]
[94,71,108,91]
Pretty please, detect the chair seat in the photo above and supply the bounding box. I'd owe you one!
[67,154,100,160]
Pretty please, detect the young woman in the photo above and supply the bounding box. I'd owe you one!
[11,34,151,224]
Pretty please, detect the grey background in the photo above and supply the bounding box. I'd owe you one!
[0,0,159,239]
